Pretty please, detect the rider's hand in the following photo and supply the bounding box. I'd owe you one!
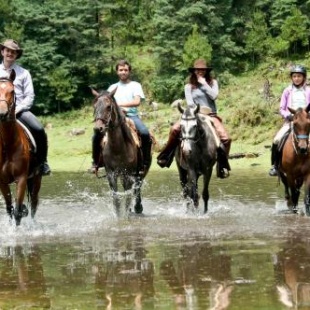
[197,76,207,85]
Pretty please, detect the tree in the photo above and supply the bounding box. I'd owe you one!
[182,24,212,68]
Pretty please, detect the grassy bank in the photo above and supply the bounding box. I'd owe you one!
[39,66,290,173]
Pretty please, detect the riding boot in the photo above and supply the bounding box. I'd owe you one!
[216,143,231,179]
[157,128,180,168]
[36,131,51,176]
[269,143,279,176]
[140,137,152,174]
[91,129,104,173]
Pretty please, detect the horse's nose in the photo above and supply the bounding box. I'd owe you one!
[300,146,308,154]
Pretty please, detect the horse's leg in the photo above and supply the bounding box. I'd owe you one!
[304,177,310,216]
[0,184,13,218]
[187,170,199,210]
[122,175,134,214]
[279,173,292,208]
[27,175,42,219]
[202,170,213,214]
[177,164,188,199]
[14,177,29,225]
[106,174,121,216]
[132,176,143,214]
[290,185,300,214]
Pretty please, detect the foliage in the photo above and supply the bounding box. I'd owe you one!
[0,0,310,113]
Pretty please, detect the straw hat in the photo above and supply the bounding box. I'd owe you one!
[0,39,23,59]
[188,59,213,73]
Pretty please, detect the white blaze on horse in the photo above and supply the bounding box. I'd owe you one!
[176,103,217,213]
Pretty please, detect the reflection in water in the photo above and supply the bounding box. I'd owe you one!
[274,233,310,309]
[93,235,155,309]
[160,242,233,310]
[0,244,50,308]
[0,170,310,309]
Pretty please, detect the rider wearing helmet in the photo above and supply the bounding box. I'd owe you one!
[269,64,310,176]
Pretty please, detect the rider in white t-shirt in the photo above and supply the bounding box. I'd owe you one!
[91,60,152,173]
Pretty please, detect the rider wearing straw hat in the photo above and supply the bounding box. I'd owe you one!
[0,39,51,175]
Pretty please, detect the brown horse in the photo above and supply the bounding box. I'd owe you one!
[0,71,42,225]
[91,88,151,215]
[279,106,310,215]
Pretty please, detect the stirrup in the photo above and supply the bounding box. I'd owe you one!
[41,162,51,176]
[269,166,278,176]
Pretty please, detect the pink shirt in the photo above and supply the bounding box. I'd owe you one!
[280,84,310,119]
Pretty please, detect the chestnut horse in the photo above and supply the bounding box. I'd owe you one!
[91,88,151,215]
[279,106,310,215]
[175,103,217,213]
[0,71,42,225]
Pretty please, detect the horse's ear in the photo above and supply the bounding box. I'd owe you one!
[90,87,99,97]
[177,101,184,114]
[9,69,16,82]
[288,107,296,115]
[306,104,310,114]
[109,86,118,98]
[194,104,200,114]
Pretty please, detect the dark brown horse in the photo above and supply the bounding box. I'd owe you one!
[91,88,151,215]
[0,71,42,225]
[279,106,310,215]
[175,103,217,213]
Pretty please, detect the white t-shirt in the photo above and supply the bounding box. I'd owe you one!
[108,81,145,116]
[291,86,307,110]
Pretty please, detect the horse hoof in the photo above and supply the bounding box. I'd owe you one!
[134,205,143,214]
[21,205,29,217]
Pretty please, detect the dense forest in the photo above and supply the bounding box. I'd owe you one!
[0,0,309,114]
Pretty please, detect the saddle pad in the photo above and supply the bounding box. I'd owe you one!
[17,120,37,153]
[198,114,221,147]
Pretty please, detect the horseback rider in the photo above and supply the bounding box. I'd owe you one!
[91,59,152,174]
[269,64,310,176]
[0,39,51,176]
[157,59,231,178]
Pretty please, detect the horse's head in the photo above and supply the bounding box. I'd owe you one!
[289,106,310,154]
[91,87,119,134]
[0,70,16,121]
[178,102,200,154]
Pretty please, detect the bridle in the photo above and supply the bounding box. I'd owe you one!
[291,114,310,155]
[0,78,16,121]
[180,115,204,143]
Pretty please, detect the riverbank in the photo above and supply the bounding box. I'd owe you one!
[41,104,273,174]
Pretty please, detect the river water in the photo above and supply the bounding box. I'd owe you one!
[0,167,310,309]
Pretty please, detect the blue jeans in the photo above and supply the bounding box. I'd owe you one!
[128,115,152,165]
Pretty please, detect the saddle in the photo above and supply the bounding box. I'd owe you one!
[17,120,37,153]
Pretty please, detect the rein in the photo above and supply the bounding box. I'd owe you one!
[0,78,16,120]
[180,116,205,143]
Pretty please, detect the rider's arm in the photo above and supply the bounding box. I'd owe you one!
[185,84,195,105]
[199,79,219,100]
[279,88,291,120]
[14,68,35,114]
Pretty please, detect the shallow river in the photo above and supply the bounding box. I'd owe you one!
[0,166,310,310]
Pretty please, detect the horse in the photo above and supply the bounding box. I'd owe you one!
[0,70,42,225]
[91,88,151,215]
[175,103,217,213]
[279,106,310,215]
